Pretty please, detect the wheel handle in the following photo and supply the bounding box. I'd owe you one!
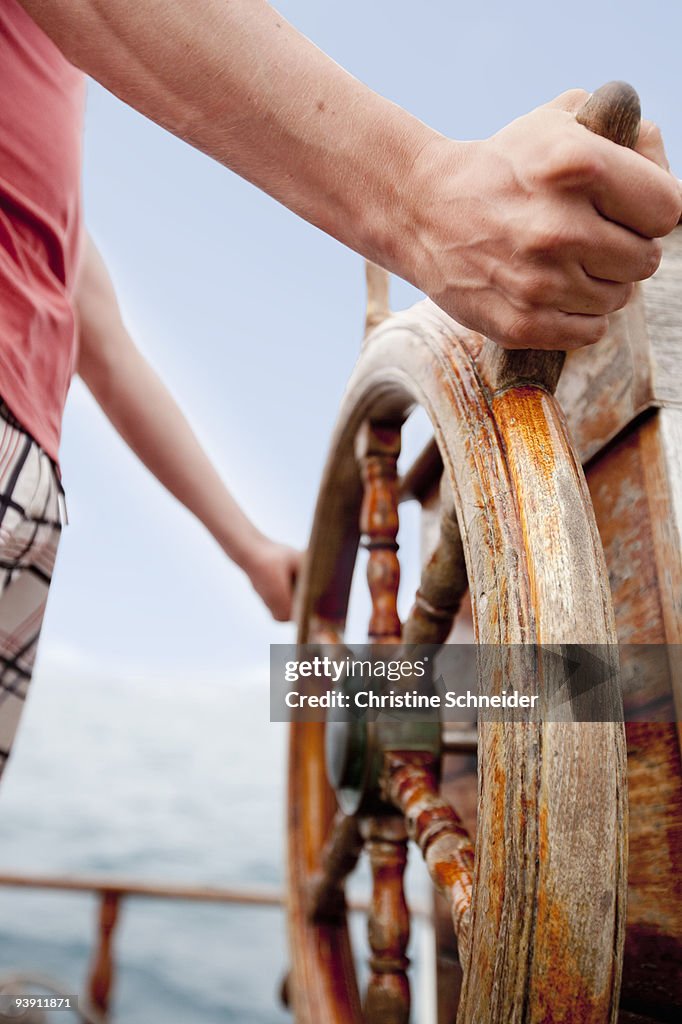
[481,80,642,395]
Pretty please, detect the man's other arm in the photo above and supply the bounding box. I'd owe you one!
[75,234,300,621]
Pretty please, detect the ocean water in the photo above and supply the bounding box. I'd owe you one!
[0,663,431,1023]
[0,664,293,1024]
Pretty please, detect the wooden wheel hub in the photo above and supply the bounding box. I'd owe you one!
[325,685,442,815]
[325,715,368,811]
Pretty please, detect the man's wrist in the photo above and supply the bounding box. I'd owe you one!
[212,519,266,575]
[366,127,469,293]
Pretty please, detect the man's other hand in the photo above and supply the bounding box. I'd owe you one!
[246,540,302,623]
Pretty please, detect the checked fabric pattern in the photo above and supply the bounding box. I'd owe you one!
[0,403,64,783]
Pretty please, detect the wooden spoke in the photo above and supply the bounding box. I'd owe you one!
[356,421,402,643]
[402,482,467,647]
[308,616,344,646]
[307,811,363,922]
[279,971,291,1009]
[398,437,442,504]
[361,816,410,1024]
[384,752,474,970]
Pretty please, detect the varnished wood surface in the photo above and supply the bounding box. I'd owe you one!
[385,752,475,968]
[287,719,363,1024]
[361,817,411,1024]
[357,421,402,642]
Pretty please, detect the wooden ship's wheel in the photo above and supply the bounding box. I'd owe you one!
[287,84,682,1023]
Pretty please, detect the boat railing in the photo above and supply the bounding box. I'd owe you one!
[0,871,429,1021]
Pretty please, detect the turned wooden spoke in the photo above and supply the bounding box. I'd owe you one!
[361,817,411,1024]
[357,421,402,643]
[307,811,363,921]
[384,752,474,971]
[402,482,468,647]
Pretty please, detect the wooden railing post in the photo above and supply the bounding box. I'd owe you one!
[87,890,121,1018]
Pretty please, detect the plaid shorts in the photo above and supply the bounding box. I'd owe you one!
[0,402,65,782]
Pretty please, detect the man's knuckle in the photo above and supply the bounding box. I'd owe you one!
[552,88,590,111]
[565,88,590,106]
[608,283,632,313]
[639,119,661,147]
[506,311,540,346]
[520,272,551,305]
[587,316,610,344]
[640,239,663,279]
[530,220,573,255]
[546,138,604,186]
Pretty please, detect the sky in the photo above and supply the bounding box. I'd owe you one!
[36,0,682,686]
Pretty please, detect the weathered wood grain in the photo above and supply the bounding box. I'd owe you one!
[289,300,626,1022]
[644,229,682,410]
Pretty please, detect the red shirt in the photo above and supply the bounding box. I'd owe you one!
[0,0,85,462]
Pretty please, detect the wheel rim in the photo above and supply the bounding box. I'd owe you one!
[287,301,627,1024]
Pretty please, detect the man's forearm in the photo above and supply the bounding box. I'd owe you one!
[20,0,437,280]
[21,1,681,349]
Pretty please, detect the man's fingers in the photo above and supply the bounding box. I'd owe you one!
[546,93,668,172]
[556,277,633,316]
[579,220,663,282]
[491,304,609,351]
[503,256,634,315]
[583,133,681,237]
[543,91,681,237]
